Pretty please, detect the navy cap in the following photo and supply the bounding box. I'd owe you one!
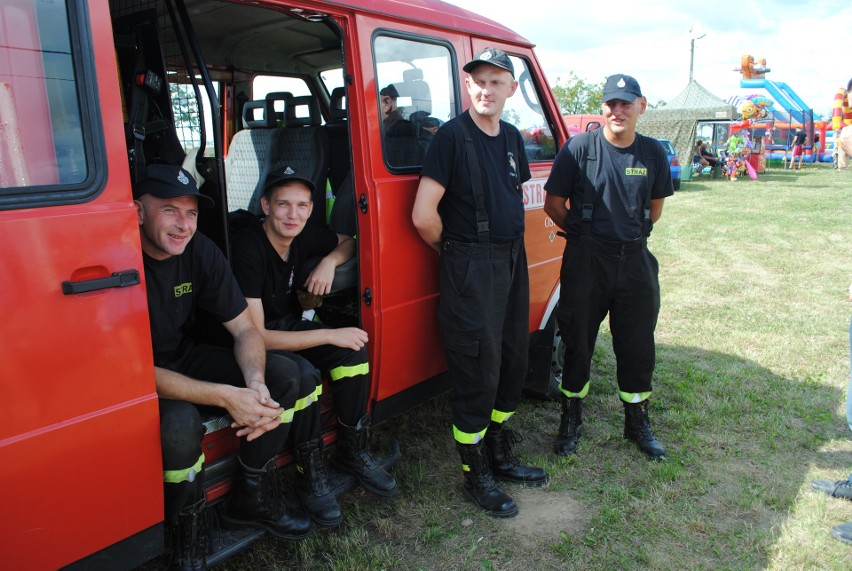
[263,166,315,194]
[602,74,643,103]
[134,164,214,206]
[463,47,514,78]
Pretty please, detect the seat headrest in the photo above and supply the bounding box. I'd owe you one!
[403,68,423,82]
[264,91,293,127]
[329,87,347,123]
[394,77,431,116]
[285,95,322,127]
[242,100,273,129]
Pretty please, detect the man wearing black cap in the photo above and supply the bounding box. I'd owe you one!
[544,74,673,462]
[230,166,398,525]
[135,164,312,568]
[413,47,548,519]
[380,83,416,137]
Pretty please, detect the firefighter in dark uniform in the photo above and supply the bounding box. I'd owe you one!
[412,48,549,519]
[544,74,673,461]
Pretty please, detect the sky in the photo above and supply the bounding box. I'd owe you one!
[443,0,852,118]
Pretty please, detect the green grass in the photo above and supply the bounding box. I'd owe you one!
[218,164,852,570]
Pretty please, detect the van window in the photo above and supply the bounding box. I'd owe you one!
[0,0,101,206]
[373,35,456,169]
[170,81,218,157]
[505,55,556,162]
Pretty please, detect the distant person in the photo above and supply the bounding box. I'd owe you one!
[813,132,822,161]
[810,77,852,547]
[544,74,673,461]
[790,128,806,170]
[694,140,718,169]
[380,84,416,138]
[412,47,549,519]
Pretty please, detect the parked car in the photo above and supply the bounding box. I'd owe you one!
[656,138,681,190]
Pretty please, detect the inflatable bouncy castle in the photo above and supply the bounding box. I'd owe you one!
[831,88,852,132]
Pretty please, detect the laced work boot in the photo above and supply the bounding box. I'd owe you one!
[295,439,343,528]
[485,424,549,485]
[456,441,518,518]
[222,458,313,540]
[554,397,583,456]
[169,498,207,571]
[623,400,666,460]
[332,415,398,497]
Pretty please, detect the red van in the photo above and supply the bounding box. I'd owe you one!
[0,0,567,567]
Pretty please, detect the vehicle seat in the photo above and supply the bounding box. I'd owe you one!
[247,95,329,228]
[325,87,351,195]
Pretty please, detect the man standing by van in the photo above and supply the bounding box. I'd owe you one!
[412,48,548,519]
[230,166,398,527]
[135,165,312,568]
[544,74,672,462]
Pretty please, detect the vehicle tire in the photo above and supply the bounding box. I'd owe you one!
[673,178,681,191]
[524,308,563,401]
[547,311,565,400]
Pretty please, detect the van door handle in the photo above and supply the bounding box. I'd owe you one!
[62,269,141,295]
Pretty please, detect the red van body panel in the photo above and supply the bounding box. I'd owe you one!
[0,0,566,567]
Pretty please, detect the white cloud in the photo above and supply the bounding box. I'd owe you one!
[445,0,852,117]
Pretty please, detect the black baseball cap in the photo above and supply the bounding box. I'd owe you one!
[602,74,643,103]
[263,166,316,193]
[463,47,514,78]
[134,164,214,206]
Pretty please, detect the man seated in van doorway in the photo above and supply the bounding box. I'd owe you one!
[230,166,399,517]
[134,164,313,570]
[380,83,417,137]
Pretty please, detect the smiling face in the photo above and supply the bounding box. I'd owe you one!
[465,64,517,121]
[135,194,199,260]
[601,96,647,145]
[261,181,313,245]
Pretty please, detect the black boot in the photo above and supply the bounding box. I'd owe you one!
[456,441,518,518]
[169,498,207,571]
[623,400,666,460]
[295,439,343,528]
[554,397,583,456]
[332,415,398,497]
[485,424,549,486]
[222,458,313,540]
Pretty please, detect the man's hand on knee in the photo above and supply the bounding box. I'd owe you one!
[225,385,284,439]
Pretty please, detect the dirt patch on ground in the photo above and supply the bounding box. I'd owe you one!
[499,488,593,548]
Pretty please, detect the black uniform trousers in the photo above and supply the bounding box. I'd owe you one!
[267,317,370,430]
[437,238,529,442]
[158,344,300,522]
[556,235,660,397]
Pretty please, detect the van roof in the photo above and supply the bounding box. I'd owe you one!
[325,0,531,46]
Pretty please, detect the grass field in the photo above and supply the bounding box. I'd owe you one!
[217,163,852,570]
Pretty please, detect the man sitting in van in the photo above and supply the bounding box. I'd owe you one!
[380,83,417,137]
[230,166,398,523]
[134,164,313,568]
